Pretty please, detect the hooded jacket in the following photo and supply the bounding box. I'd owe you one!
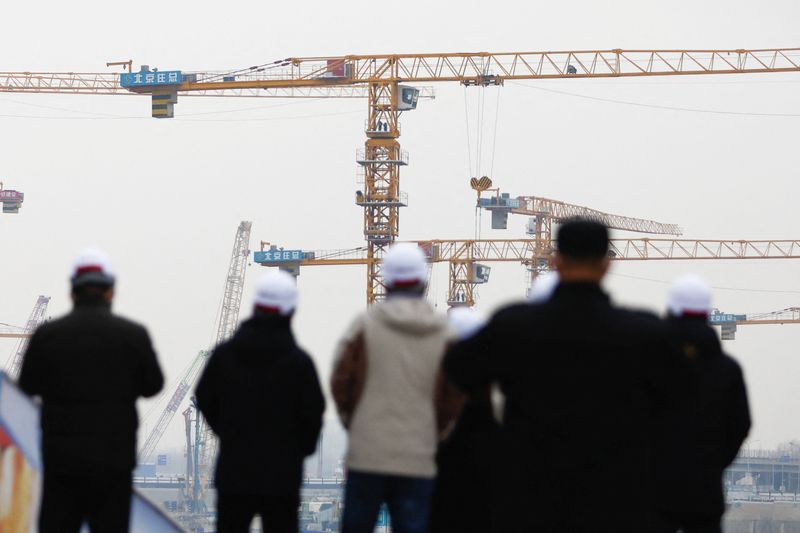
[195,314,325,495]
[332,296,450,478]
[656,315,751,515]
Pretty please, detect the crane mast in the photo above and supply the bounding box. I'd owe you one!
[213,221,252,345]
[136,221,251,480]
[5,295,50,380]
[197,220,252,495]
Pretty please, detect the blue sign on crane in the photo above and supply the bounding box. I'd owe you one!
[120,71,183,88]
[254,250,306,263]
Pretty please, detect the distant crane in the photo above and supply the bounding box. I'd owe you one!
[710,307,800,340]
[472,177,683,298]
[0,182,24,214]
[4,296,50,379]
[195,221,252,495]
[255,238,800,308]
[3,47,799,301]
[137,221,252,470]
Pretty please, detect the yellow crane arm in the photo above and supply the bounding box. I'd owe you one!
[3,48,798,96]
[512,196,682,236]
[258,239,800,266]
[182,48,800,92]
[0,71,435,98]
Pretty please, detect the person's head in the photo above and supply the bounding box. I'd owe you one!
[447,306,485,341]
[382,243,428,297]
[528,271,560,304]
[253,270,298,319]
[554,218,610,284]
[668,274,712,318]
[70,248,115,305]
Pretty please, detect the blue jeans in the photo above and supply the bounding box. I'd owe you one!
[342,470,434,533]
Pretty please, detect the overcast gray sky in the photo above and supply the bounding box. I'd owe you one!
[2,0,800,454]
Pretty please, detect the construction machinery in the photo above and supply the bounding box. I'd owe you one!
[4,296,50,379]
[473,177,684,296]
[137,221,251,485]
[710,307,800,340]
[0,182,24,214]
[256,238,800,308]
[3,48,799,301]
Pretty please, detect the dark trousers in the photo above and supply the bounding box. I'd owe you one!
[39,470,132,533]
[342,470,435,533]
[216,492,299,533]
[656,511,722,533]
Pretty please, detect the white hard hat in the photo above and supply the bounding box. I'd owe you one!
[668,274,712,316]
[70,248,115,288]
[528,271,559,304]
[448,307,485,340]
[254,270,298,315]
[382,243,428,288]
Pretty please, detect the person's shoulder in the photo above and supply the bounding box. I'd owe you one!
[613,306,669,338]
[493,301,537,321]
[108,313,151,337]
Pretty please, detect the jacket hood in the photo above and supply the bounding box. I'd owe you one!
[228,315,296,363]
[372,297,447,335]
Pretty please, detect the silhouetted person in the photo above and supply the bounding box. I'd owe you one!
[656,275,751,533]
[332,243,450,533]
[445,219,678,532]
[430,307,499,533]
[18,248,164,533]
[195,271,325,533]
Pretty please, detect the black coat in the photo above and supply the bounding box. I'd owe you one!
[18,302,164,475]
[656,316,750,516]
[444,283,679,532]
[195,314,325,496]
[430,389,499,533]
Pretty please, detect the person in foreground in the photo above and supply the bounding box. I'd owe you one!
[655,274,751,533]
[332,243,450,533]
[445,218,679,533]
[429,307,499,533]
[196,270,325,533]
[18,248,164,533]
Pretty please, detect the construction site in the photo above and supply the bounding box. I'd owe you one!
[2,2,800,532]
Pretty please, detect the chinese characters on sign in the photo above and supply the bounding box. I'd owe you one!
[120,71,183,88]
[254,250,306,263]
[0,190,21,200]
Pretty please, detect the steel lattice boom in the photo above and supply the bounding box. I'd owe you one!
[138,350,209,463]
[5,296,50,380]
[512,196,682,236]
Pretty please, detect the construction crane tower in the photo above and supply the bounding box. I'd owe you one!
[3,48,799,301]
[5,295,50,379]
[472,178,683,299]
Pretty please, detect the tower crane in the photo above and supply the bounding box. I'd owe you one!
[472,177,683,299]
[3,48,799,302]
[4,295,50,379]
[256,238,800,308]
[710,307,800,340]
[0,182,24,214]
[136,221,251,471]
[196,221,252,494]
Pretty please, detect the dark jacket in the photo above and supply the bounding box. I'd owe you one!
[18,301,164,475]
[430,386,499,533]
[195,314,325,496]
[657,315,750,515]
[444,283,679,532]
